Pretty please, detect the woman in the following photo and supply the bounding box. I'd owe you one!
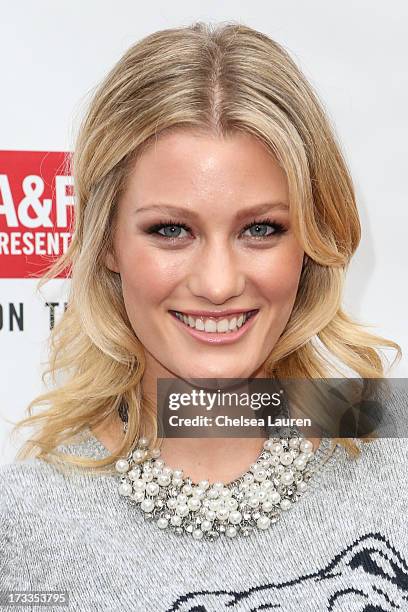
[1,21,406,611]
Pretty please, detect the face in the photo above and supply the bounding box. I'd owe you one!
[106,129,305,381]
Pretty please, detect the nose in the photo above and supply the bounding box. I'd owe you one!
[186,238,246,304]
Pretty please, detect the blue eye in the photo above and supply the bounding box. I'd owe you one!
[145,217,287,241]
[241,219,286,238]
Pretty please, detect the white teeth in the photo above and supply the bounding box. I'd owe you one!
[173,311,253,333]
[216,319,230,333]
[204,319,217,333]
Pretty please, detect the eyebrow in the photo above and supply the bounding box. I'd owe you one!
[133,202,289,221]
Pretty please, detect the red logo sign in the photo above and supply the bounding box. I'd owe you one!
[0,150,74,278]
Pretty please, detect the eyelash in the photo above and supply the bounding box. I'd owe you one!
[145,217,287,242]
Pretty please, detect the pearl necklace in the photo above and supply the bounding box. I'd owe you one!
[115,414,318,541]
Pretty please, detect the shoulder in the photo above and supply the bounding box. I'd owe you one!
[0,428,110,510]
[0,457,66,515]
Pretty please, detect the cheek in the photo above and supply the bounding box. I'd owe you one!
[118,243,182,309]
[252,247,303,304]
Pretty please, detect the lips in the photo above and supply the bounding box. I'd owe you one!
[169,308,259,345]
[169,309,259,319]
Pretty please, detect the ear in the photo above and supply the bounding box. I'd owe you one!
[104,250,120,274]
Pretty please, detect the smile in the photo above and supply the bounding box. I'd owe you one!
[168,309,259,345]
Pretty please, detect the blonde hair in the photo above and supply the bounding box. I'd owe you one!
[9,21,401,474]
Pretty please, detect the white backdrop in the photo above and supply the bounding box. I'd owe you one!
[1,0,407,465]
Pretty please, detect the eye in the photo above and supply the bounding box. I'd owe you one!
[144,217,287,242]
[241,218,287,239]
[145,220,191,240]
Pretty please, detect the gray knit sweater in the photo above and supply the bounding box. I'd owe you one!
[1,393,407,612]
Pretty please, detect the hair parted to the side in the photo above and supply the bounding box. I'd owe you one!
[9,21,401,475]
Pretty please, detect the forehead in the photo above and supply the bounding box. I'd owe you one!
[122,129,289,210]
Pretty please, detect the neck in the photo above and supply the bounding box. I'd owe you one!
[158,435,269,485]
[90,414,321,485]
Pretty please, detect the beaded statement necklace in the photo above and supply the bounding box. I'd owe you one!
[115,404,330,541]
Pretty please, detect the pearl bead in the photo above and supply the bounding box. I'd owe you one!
[157,517,168,529]
[293,457,306,470]
[138,437,150,448]
[263,439,274,450]
[182,484,193,496]
[158,475,171,486]
[141,472,153,482]
[256,491,267,501]
[132,449,147,463]
[198,480,210,490]
[170,514,182,526]
[216,508,229,521]
[127,468,140,480]
[229,511,242,524]
[201,520,212,531]
[172,477,183,487]
[193,529,204,540]
[134,479,146,491]
[141,499,154,513]
[280,498,292,511]
[248,497,260,508]
[213,481,224,491]
[173,469,183,479]
[131,491,144,502]
[257,515,271,530]
[145,482,159,496]
[226,498,238,510]
[176,504,189,517]
[162,466,173,476]
[154,458,165,469]
[269,491,281,504]
[297,481,307,492]
[115,459,129,473]
[262,501,273,512]
[280,452,293,465]
[226,526,238,538]
[192,487,205,498]
[167,498,177,509]
[280,471,294,485]
[254,469,267,482]
[206,510,216,521]
[271,442,283,454]
[118,482,132,496]
[188,498,201,511]
[207,488,219,499]
[151,448,161,458]
[300,439,313,453]
[289,437,300,448]
[220,489,231,498]
[177,493,188,505]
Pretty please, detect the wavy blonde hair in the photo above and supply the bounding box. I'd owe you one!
[10,21,401,474]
